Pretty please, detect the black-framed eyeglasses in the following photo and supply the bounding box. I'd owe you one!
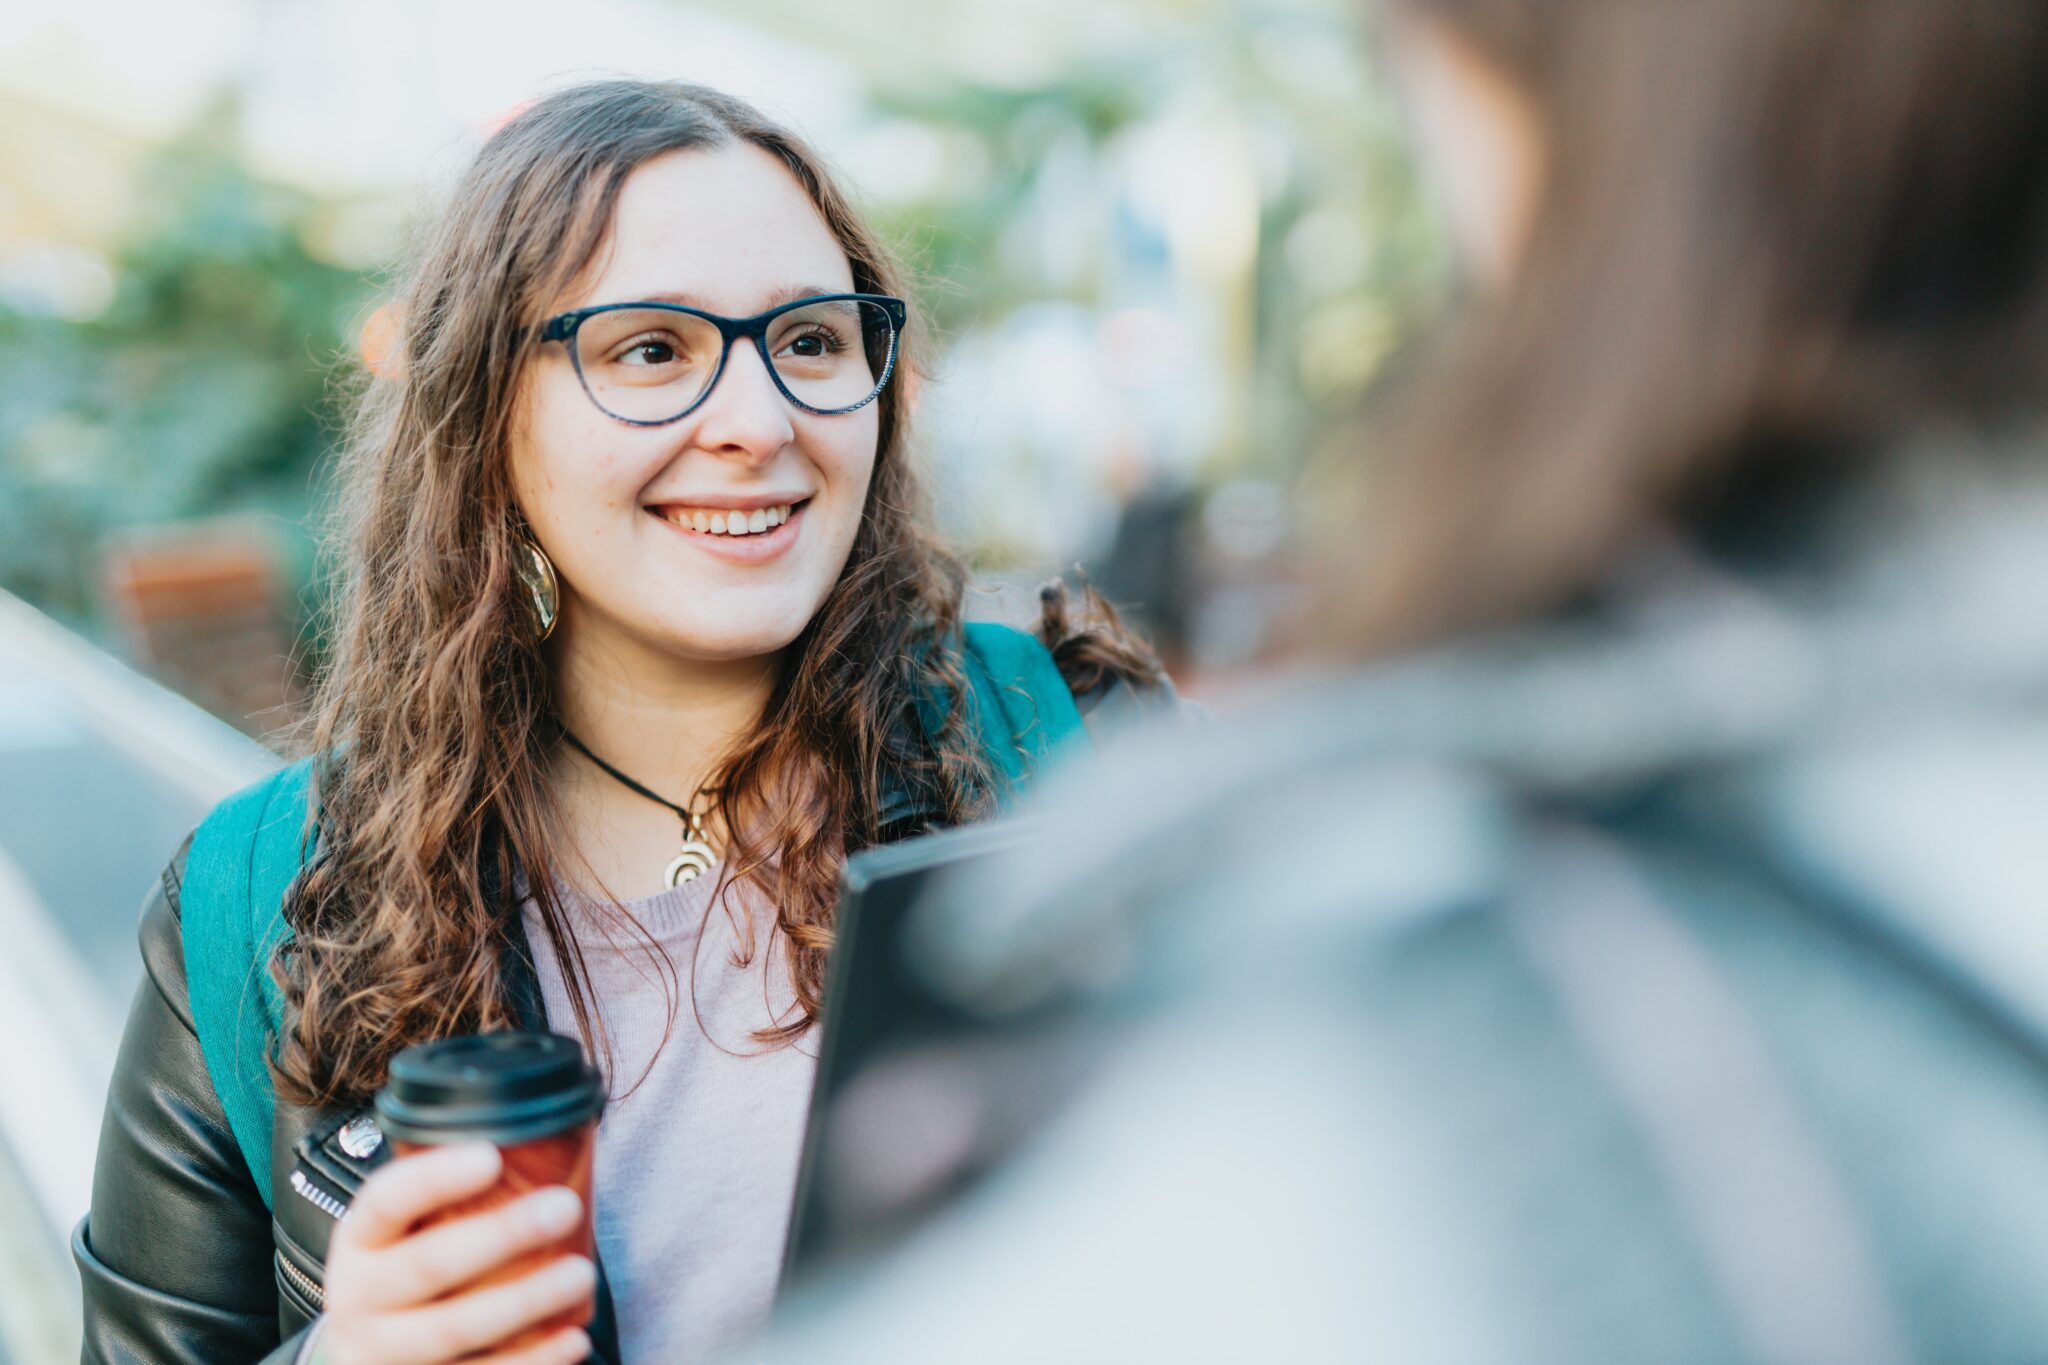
[538,292,907,427]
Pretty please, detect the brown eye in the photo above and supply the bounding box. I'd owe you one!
[776,326,847,361]
[619,337,677,366]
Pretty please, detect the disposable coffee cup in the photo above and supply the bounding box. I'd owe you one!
[375,1031,606,1344]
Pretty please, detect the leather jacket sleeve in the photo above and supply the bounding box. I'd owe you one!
[74,836,310,1364]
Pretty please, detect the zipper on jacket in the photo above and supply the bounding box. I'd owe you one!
[275,1247,327,1311]
[289,1167,349,1221]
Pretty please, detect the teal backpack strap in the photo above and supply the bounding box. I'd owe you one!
[181,756,317,1208]
[958,621,1089,797]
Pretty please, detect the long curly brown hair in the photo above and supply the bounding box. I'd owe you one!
[273,80,1158,1108]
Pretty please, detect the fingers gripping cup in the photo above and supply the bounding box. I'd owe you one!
[375,1032,607,1344]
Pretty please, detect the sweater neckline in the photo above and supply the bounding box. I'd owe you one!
[528,869,726,940]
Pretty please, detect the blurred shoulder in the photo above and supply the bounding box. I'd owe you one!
[912,665,1521,1011]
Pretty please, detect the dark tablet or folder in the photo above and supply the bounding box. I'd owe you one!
[779,816,1047,1287]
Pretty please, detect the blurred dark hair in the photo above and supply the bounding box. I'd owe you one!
[1336,0,2048,651]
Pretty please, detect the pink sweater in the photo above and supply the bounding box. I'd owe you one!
[522,872,818,1362]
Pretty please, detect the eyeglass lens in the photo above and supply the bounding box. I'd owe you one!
[570,299,895,422]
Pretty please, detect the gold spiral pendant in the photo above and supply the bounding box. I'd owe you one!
[665,838,719,887]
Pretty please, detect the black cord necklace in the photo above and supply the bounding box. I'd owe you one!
[560,728,721,887]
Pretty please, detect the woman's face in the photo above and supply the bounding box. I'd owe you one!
[510,143,881,664]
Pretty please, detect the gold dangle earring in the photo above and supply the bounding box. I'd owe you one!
[515,537,560,643]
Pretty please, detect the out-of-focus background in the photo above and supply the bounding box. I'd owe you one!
[0,1,1445,1356]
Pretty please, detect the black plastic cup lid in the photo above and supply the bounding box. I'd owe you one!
[375,1031,605,1146]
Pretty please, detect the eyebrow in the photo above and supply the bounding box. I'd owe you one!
[590,283,847,314]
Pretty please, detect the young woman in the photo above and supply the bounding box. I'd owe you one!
[75,80,1164,1365]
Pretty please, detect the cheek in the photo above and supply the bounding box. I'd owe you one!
[510,379,575,521]
[818,414,882,513]
[513,378,648,535]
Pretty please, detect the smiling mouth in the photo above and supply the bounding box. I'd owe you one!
[651,500,807,537]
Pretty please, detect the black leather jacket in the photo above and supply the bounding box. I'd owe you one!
[72,834,627,1365]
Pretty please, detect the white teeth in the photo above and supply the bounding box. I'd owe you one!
[663,502,799,535]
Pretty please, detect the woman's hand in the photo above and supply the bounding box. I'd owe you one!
[314,1142,596,1365]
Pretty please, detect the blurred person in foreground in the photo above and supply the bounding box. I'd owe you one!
[744,1,2048,1361]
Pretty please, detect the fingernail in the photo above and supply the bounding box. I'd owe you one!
[529,1187,582,1235]
[452,1142,501,1175]
[554,1255,597,1290]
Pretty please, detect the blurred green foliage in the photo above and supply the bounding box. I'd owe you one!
[0,23,1446,644]
[860,34,1448,479]
[0,100,372,629]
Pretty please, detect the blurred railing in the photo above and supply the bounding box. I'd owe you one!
[0,588,279,1364]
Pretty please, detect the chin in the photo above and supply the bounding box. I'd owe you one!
[656,599,824,662]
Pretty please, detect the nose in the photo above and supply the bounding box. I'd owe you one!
[689,337,795,466]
